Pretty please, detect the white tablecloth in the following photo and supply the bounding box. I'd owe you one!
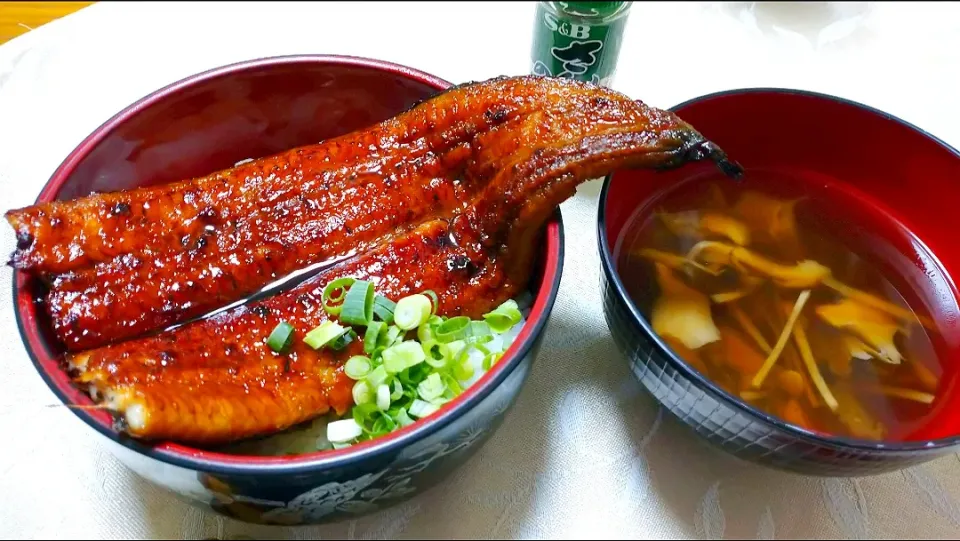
[2,2,960,539]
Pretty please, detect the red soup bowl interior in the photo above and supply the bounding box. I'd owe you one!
[12,55,563,472]
[601,88,960,466]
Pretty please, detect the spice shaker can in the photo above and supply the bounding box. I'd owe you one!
[530,2,632,87]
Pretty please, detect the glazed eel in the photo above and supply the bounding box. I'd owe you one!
[68,81,741,445]
[9,77,668,352]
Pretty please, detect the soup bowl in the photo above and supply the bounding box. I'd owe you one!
[599,88,960,477]
[11,55,564,525]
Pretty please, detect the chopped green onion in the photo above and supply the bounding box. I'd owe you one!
[395,408,415,427]
[352,402,380,431]
[332,442,353,450]
[409,399,440,418]
[341,279,375,326]
[366,365,389,389]
[373,295,397,324]
[457,342,490,363]
[483,352,503,371]
[383,341,426,373]
[304,321,348,350]
[420,289,439,314]
[454,357,475,381]
[376,384,391,410]
[382,325,403,348]
[322,277,356,316]
[330,329,357,351]
[327,418,363,443]
[364,321,385,354]
[468,321,492,340]
[370,412,397,436]
[422,340,450,368]
[440,372,463,396]
[483,299,523,333]
[417,315,442,343]
[417,372,445,402]
[328,295,526,444]
[352,380,373,405]
[466,335,494,348]
[446,339,467,360]
[266,321,295,353]
[435,316,470,343]
[344,355,373,380]
[394,294,432,330]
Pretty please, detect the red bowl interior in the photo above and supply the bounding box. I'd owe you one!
[603,89,960,445]
[13,55,564,473]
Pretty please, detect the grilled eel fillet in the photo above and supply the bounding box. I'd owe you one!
[68,79,742,445]
[8,77,695,352]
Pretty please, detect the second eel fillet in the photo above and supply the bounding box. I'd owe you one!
[11,76,681,351]
[67,80,742,445]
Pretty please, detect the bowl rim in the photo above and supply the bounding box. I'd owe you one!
[598,86,960,453]
[13,53,567,476]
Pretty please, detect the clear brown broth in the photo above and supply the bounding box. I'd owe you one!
[615,168,949,441]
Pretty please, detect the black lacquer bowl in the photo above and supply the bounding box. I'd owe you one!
[13,55,564,525]
[598,88,960,477]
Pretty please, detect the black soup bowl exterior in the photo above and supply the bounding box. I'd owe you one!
[597,88,960,477]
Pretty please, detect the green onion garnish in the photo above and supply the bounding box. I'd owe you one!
[366,365,389,389]
[435,316,470,343]
[417,315,442,343]
[372,295,397,324]
[468,321,492,340]
[304,321,348,350]
[322,277,356,316]
[483,299,523,333]
[266,321,295,353]
[417,372,446,402]
[383,325,403,347]
[327,418,363,443]
[352,380,373,405]
[421,339,450,368]
[454,356,475,381]
[330,329,357,351]
[394,294,432,330]
[483,352,503,371]
[306,291,529,448]
[364,321,384,354]
[341,279,375,326]
[395,408,415,427]
[383,341,426,374]
[409,399,440,418]
[420,289,439,314]
[376,384,391,410]
[344,355,373,380]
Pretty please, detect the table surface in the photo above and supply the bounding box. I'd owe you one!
[2,2,960,539]
[0,2,93,44]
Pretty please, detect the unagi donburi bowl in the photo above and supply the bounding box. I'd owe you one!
[12,55,564,525]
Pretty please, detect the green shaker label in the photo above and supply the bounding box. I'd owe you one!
[530,3,629,87]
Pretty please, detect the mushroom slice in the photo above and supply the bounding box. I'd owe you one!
[822,276,934,329]
[711,275,764,304]
[816,299,904,365]
[658,211,750,245]
[651,262,721,350]
[687,241,831,289]
[733,190,800,246]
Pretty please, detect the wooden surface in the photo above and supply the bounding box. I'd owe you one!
[0,2,94,44]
